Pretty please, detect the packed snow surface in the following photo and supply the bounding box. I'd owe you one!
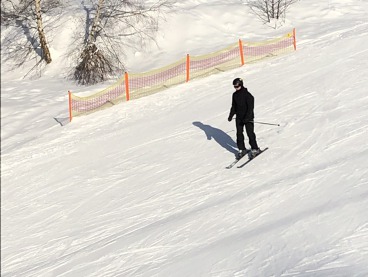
[1,0,368,276]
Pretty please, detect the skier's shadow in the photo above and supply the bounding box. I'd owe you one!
[193,121,238,155]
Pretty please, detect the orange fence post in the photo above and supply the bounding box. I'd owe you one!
[239,39,245,66]
[186,54,190,82]
[124,72,130,101]
[68,90,73,122]
[293,28,297,50]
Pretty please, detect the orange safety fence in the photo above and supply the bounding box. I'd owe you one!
[68,28,296,121]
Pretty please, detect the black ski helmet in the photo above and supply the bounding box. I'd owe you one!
[233,78,243,87]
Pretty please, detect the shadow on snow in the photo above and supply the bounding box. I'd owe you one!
[193,121,237,155]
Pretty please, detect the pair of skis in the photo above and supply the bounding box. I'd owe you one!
[226,147,268,169]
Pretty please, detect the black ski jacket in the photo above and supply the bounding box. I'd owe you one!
[228,87,255,123]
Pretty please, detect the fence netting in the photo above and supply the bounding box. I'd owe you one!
[69,30,295,120]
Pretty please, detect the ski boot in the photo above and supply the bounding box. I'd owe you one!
[236,149,248,160]
[250,148,261,158]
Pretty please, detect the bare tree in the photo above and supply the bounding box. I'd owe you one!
[74,0,112,85]
[246,0,298,27]
[1,0,62,74]
[74,0,174,85]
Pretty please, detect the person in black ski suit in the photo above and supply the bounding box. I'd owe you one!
[228,78,260,159]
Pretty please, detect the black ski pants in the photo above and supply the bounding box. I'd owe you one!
[235,119,259,151]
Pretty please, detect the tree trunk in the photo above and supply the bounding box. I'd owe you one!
[35,0,52,64]
[265,1,270,22]
[276,0,281,19]
[89,0,104,44]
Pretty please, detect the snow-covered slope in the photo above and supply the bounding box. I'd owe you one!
[1,1,368,276]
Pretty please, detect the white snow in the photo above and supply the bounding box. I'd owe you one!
[1,0,368,276]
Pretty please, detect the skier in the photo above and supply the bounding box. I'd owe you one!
[228,77,260,159]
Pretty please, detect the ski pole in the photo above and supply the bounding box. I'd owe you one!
[251,121,280,126]
[232,118,280,126]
